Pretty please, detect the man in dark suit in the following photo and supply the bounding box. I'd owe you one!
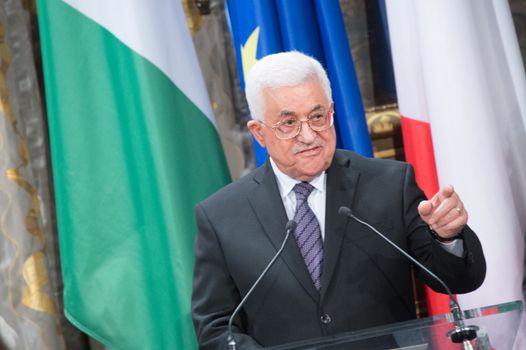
[191,51,486,349]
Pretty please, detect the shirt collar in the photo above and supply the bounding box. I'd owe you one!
[269,158,326,199]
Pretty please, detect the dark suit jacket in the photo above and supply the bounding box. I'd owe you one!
[191,150,486,349]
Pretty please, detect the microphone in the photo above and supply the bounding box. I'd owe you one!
[338,206,478,349]
[227,220,297,350]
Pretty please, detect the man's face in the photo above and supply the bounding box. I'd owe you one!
[247,78,337,182]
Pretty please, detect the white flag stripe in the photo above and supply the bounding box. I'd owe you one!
[63,0,215,125]
[385,0,429,122]
[493,0,526,127]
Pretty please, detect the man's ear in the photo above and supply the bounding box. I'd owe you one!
[247,120,266,147]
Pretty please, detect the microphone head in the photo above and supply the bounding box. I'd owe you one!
[285,220,297,232]
[338,206,352,217]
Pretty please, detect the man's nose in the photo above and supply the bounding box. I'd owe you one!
[297,120,317,142]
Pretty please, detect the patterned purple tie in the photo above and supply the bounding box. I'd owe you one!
[293,182,323,291]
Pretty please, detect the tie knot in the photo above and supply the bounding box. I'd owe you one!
[293,182,314,200]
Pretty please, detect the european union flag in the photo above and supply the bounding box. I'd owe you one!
[227,0,373,166]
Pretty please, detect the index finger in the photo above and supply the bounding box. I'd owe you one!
[438,185,455,201]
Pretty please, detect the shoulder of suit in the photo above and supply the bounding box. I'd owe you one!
[334,149,410,174]
[200,151,413,207]
[198,164,265,207]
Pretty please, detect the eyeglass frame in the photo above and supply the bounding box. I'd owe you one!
[257,106,335,140]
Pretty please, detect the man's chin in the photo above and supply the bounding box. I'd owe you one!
[294,165,327,181]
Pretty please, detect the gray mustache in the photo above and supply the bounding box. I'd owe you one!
[293,139,325,154]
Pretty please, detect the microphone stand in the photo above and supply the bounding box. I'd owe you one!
[339,207,478,350]
[227,220,296,350]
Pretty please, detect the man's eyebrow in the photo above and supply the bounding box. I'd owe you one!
[309,104,323,113]
[278,104,324,118]
[279,110,297,118]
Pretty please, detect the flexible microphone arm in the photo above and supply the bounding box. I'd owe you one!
[227,220,297,350]
[338,206,478,349]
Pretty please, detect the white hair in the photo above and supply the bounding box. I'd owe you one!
[245,51,333,121]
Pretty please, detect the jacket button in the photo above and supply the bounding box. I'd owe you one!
[320,314,332,324]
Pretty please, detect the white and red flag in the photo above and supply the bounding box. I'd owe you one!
[387,0,526,346]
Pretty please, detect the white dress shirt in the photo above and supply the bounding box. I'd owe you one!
[270,158,327,240]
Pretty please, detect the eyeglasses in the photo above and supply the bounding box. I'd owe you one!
[259,109,334,140]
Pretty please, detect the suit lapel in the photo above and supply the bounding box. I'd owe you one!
[248,161,320,302]
[321,151,360,299]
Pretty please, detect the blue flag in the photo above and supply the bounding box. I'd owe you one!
[315,0,373,156]
[227,0,373,166]
[227,0,282,165]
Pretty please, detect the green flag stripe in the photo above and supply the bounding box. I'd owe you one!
[38,0,230,348]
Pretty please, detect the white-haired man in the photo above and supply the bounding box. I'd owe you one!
[191,51,485,349]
